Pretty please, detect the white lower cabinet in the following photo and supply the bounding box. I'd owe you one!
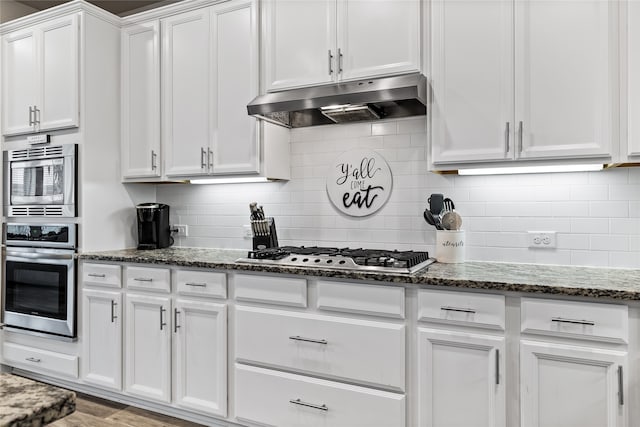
[82,289,122,390]
[125,293,172,403]
[418,328,505,427]
[235,364,405,427]
[520,340,627,427]
[173,299,227,417]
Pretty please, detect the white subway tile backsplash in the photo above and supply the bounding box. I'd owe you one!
[155,120,640,268]
[372,121,398,136]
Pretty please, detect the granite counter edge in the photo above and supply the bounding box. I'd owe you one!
[78,253,640,301]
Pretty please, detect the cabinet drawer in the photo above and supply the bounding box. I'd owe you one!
[521,298,628,343]
[235,274,307,307]
[236,306,405,390]
[82,263,122,288]
[418,289,505,330]
[2,342,78,378]
[125,265,170,292]
[317,280,404,319]
[175,269,226,299]
[235,364,405,427]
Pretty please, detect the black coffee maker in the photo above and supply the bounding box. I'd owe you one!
[136,203,173,250]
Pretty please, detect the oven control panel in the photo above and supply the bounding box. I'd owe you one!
[4,223,77,249]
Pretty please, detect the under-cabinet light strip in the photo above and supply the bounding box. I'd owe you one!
[457,164,604,176]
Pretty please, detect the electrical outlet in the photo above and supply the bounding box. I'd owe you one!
[528,231,556,249]
[173,224,188,237]
[243,225,252,239]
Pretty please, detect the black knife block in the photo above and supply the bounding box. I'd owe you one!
[252,217,279,250]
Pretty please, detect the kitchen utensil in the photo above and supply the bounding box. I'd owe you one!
[441,210,463,231]
[423,209,444,230]
[443,198,455,212]
[428,193,444,215]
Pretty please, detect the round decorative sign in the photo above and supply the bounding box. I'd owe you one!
[326,149,393,217]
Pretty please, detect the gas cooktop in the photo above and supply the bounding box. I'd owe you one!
[236,246,435,275]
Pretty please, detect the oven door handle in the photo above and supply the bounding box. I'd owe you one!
[5,251,75,260]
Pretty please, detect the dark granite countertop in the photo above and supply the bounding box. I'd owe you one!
[0,373,75,427]
[78,247,640,301]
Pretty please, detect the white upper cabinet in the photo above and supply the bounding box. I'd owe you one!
[430,0,514,164]
[210,0,259,174]
[122,21,161,179]
[162,8,211,177]
[515,0,614,160]
[2,13,79,136]
[263,0,421,92]
[431,0,617,166]
[338,0,420,81]
[262,0,336,91]
[625,0,640,157]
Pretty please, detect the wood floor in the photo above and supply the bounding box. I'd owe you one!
[49,393,205,427]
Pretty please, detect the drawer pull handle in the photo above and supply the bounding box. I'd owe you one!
[111,300,118,323]
[88,273,106,278]
[185,282,207,287]
[25,357,41,363]
[289,398,328,412]
[134,278,153,282]
[289,335,328,345]
[551,317,595,326]
[618,365,624,406]
[441,306,476,314]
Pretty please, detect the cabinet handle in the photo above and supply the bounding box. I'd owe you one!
[88,273,106,278]
[160,306,167,330]
[174,308,180,333]
[518,121,523,153]
[505,122,510,153]
[33,106,40,127]
[110,300,118,323]
[440,306,476,314]
[208,148,213,169]
[201,147,207,169]
[289,335,328,345]
[551,317,595,326]
[618,365,624,406]
[289,398,328,412]
[25,357,41,363]
[133,277,153,282]
[495,349,500,385]
[185,282,207,287]
[28,106,34,126]
[338,48,343,73]
[151,150,157,170]
[328,50,333,75]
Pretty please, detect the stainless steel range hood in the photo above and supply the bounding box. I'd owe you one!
[247,73,428,128]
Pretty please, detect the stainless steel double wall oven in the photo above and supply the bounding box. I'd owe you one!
[2,143,79,339]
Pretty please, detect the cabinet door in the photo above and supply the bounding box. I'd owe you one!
[162,8,211,177]
[337,0,420,81]
[122,21,161,178]
[2,26,38,136]
[174,299,227,417]
[262,0,337,91]
[515,0,614,159]
[82,290,122,390]
[125,293,171,403]
[521,340,627,427]
[627,0,640,156]
[418,328,505,427]
[430,0,514,164]
[210,0,259,174]
[39,14,79,132]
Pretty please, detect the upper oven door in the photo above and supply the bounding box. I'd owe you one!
[3,246,76,337]
[10,157,66,205]
[3,144,77,217]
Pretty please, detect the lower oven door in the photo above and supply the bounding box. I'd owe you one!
[2,246,76,338]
